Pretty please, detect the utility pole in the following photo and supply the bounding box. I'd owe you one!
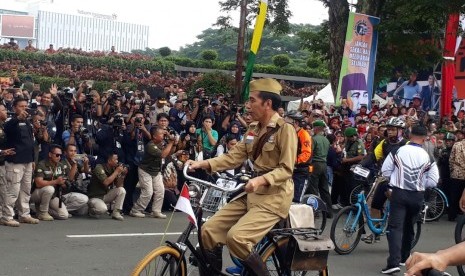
[234,0,247,103]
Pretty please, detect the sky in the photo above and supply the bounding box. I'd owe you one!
[49,0,328,50]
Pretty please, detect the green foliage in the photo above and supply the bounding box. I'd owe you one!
[190,71,235,96]
[216,0,292,34]
[0,49,176,74]
[158,47,172,57]
[201,50,219,61]
[272,54,290,67]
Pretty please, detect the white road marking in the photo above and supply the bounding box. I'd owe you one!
[66,232,188,238]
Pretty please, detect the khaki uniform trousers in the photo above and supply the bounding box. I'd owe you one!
[201,195,282,260]
[88,187,126,215]
[133,169,164,213]
[2,162,33,220]
[31,186,89,219]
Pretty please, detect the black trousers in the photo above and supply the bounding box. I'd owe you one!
[122,163,139,214]
[292,170,309,203]
[386,187,424,267]
[449,178,465,220]
[307,162,332,212]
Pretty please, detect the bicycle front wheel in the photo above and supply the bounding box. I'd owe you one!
[424,188,446,222]
[330,206,364,255]
[131,246,186,276]
[349,184,363,205]
[258,236,328,276]
[455,216,465,276]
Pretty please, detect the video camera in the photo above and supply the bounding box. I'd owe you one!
[58,88,74,106]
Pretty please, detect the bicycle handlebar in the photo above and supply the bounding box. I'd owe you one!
[422,268,445,276]
[183,164,246,193]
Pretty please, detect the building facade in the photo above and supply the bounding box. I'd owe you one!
[36,10,149,52]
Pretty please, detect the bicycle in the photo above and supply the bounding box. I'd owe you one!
[330,165,424,255]
[454,215,465,276]
[424,187,449,222]
[131,165,332,276]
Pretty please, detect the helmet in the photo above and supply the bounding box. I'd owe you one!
[285,110,304,121]
[445,133,456,141]
[386,117,405,129]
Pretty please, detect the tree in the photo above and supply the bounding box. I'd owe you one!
[216,0,292,34]
[158,47,172,57]
[201,50,219,61]
[272,54,290,67]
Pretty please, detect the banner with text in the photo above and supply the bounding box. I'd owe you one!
[336,12,380,112]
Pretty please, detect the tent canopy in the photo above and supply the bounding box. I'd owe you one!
[287,83,334,111]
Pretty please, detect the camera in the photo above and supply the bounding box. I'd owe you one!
[117,162,129,169]
[164,128,177,142]
[39,120,47,127]
[58,88,74,105]
[113,114,125,128]
[85,94,94,106]
[134,117,142,124]
[79,126,89,135]
[132,99,142,105]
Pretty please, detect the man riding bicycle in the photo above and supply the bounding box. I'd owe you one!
[361,117,408,243]
[188,78,298,276]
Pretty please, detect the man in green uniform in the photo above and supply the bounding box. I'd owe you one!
[129,127,176,219]
[32,145,70,221]
[87,153,127,221]
[188,78,298,276]
[307,120,332,217]
[342,127,366,205]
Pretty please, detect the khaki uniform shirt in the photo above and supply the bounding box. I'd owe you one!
[87,164,115,198]
[34,159,69,181]
[207,112,298,218]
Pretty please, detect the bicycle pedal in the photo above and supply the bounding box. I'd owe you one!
[188,254,198,266]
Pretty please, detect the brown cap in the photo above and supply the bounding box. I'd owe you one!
[249,78,282,95]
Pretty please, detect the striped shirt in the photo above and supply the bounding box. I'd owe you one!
[381,144,439,191]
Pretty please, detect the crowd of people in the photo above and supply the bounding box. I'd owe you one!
[1,42,465,274]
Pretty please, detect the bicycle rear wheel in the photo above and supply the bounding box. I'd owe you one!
[454,216,465,276]
[131,246,186,276]
[424,188,446,222]
[258,236,328,276]
[349,185,363,205]
[330,206,364,255]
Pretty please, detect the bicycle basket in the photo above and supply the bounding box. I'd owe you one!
[287,234,334,271]
[190,178,236,213]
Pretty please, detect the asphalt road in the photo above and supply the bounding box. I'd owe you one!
[0,212,461,276]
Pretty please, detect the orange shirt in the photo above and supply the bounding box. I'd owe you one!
[296,128,312,164]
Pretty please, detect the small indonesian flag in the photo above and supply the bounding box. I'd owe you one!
[175,184,198,229]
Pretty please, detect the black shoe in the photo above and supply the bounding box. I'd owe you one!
[326,211,333,219]
[381,266,400,274]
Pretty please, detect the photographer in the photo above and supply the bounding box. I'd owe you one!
[95,112,128,165]
[62,144,90,216]
[3,98,39,225]
[62,114,90,154]
[196,116,218,160]
[169,99,186,134]
[32,145,81,220]
[148,96,170,126]
[122,111,151,214]
[32,112,51,162]
[129,127,176,219]
[87,153,127,221]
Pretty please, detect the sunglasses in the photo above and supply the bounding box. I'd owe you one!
[52,153,62,157]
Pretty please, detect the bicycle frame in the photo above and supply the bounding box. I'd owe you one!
[350,192,389,236]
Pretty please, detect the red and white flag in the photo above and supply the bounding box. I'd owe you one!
[175,184,198,229]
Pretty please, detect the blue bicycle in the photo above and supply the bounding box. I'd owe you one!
[330,190,423,255]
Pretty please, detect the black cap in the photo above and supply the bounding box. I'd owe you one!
[411,124,427,137]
